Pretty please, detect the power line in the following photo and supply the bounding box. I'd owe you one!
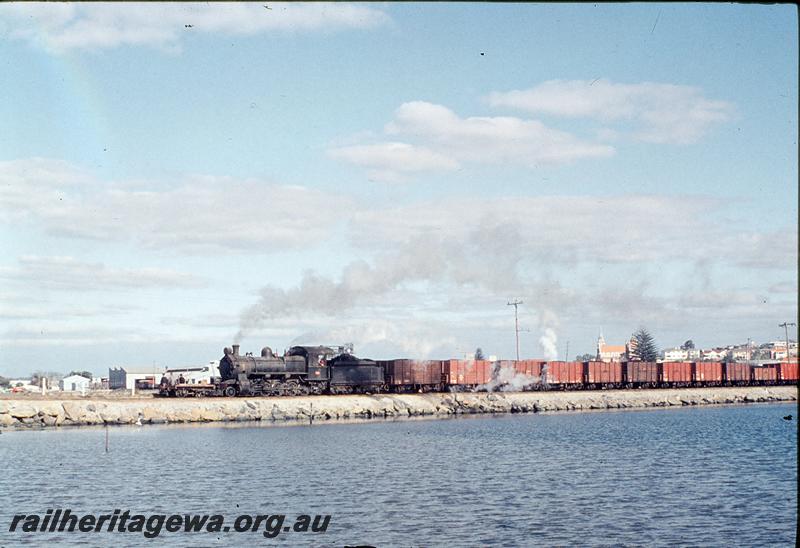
[779,322,796,360]
[507,300,523,361]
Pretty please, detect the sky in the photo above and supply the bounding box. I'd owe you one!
[0,3,797,377]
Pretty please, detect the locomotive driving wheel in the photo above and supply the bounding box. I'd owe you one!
[223,385,237,397]
[284,380,303,396]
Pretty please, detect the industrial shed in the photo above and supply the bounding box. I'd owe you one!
[108,366,163,390]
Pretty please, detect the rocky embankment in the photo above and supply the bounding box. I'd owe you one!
[0,386,796,429]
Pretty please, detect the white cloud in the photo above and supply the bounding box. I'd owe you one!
[729,230,799,270]
[391,101,616,165]
[0,324,181,347]
[329,101,615,180]
[0,302,138,320]
[0,2,390,53]
[327,142,460,182]
[0,158,350,252]
[387,101,615,164]
[488,79,734,144]
[349,194,731,265]
[0,255,205,290]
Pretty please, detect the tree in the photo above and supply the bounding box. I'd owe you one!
[474,348,485,360]
[576,353,596,362]
[751,348,768,360]
[69,371,93,379]
[681,339,695,350]
[629,328,658,362]
[30,371,63,388]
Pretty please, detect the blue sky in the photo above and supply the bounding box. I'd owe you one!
[0,3,797,377]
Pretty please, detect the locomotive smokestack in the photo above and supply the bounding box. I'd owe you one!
[232,344,240,356]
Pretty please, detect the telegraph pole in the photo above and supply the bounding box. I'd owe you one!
[564,340,570,362]
[507,300,523,361]
[779,322,796,360]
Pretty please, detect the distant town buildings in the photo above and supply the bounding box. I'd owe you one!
[596,332,796,364]
[662,340,796,362]
[768,340,798,360]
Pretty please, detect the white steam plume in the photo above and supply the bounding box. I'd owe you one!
[235,231,524,342]
[539,327,558,360]
[479,363,540,392]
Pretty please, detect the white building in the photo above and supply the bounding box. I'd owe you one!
[663,348,688,362]
[770,348,788,360]
[732,348,751,361]
[60,375,91,392]
[109,366,163,390]
[701,349,726,361]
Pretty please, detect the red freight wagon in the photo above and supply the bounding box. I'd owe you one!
[662,362,693,385]
[490,360,512,385]
[514,360,544,378]
[625,362,659,386]
[725,363,751,385]
[752,366,777,383]
[490,360,539,391]
[380,359,441,391]
[495,360,516,375]
[695,361,723,385]
[441,359,492,387]
[585,361,623,387]
[778,360,799,383]
[544,361,583,386]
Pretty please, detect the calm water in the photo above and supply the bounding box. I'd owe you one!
[1,403,797,547]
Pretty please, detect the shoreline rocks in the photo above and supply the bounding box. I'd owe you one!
[0,386,796,429]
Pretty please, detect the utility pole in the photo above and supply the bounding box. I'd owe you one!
[507,300,523,361]
[779,322,796,360]
[564,340,570,362]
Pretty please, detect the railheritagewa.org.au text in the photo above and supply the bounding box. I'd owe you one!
[8,509,330,539]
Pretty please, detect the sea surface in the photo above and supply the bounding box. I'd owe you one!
[1,403,797,547]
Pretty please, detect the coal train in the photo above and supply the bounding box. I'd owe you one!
[158,344,799,397]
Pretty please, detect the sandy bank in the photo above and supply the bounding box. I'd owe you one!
[0,386,796,429]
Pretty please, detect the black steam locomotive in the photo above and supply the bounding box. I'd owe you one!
[160,344,384,397]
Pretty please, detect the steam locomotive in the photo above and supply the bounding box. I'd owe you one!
[160,344,384,397]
